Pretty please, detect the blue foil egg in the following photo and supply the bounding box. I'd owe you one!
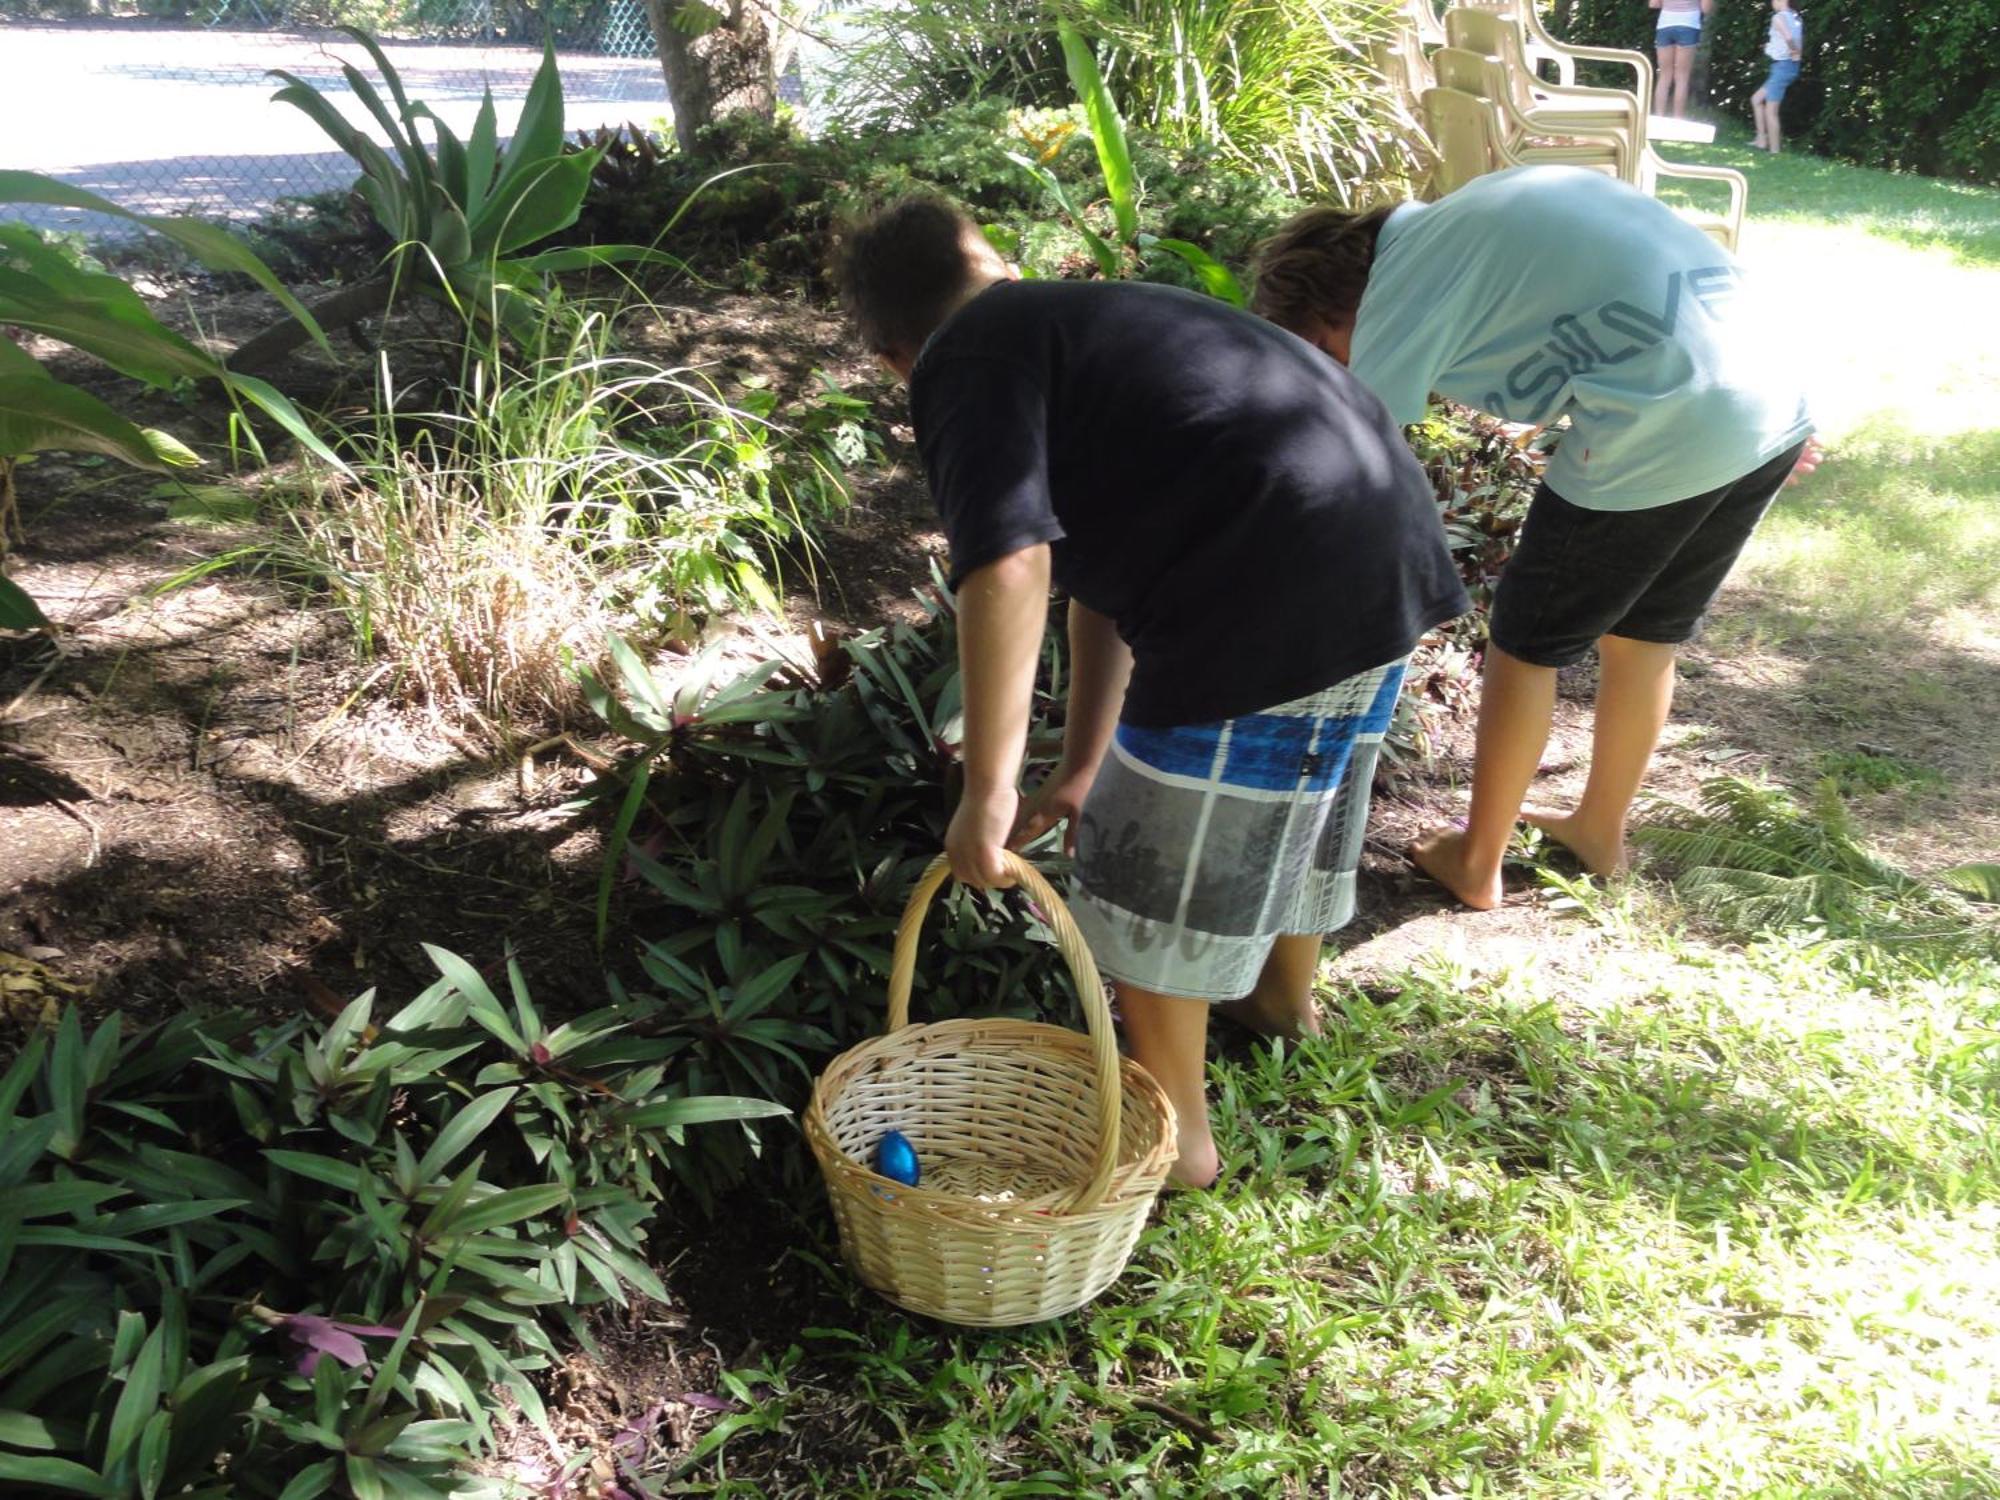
[873,1129,921,1187]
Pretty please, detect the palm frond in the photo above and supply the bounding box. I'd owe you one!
[1637,776,1999,967]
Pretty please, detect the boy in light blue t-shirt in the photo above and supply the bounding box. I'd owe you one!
[1254,166,1819,910]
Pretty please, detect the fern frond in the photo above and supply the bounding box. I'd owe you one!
[1640,776,2000,967]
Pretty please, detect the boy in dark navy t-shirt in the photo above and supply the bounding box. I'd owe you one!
[835,196,1467,1186]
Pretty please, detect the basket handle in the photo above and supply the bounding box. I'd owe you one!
[886,852,1124,1212]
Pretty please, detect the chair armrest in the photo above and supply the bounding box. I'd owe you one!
[1644,153,1748,234]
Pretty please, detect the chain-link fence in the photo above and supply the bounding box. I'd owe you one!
[1,2,671,235]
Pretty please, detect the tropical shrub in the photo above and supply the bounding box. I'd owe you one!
[0,175,337,632]
[0,951,784,1496]
[1561,0,2000,184]
[569,100,1304,299]
[580,582,1082,1196]
[813,0,1419,198]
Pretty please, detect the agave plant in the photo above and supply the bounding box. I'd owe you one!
[0,183,339,631]
[235,29,693,371]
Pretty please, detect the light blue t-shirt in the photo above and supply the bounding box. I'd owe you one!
[1350,166,1813,510]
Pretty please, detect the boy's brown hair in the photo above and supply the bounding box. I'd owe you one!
[1250,204,1401,335]
[831,194,983,358]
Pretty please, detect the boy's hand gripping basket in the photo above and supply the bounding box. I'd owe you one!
[805,853,1178,1326]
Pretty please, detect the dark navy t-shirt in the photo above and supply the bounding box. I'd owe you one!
[909,279,1468,728]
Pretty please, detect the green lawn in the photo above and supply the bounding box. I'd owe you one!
[671,153,2000,1497]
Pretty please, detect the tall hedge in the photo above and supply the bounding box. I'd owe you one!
[1558,0,2000,184]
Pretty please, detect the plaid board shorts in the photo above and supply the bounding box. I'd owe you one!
[1069,658,1408,1002]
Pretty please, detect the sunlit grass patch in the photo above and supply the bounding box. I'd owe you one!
[1728,424,2000,634]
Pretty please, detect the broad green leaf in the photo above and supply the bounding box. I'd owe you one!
[1142,235,1247,306]
[3,1180,124,1218]
[1059,23,1140,243]
[0,376,193,470]
[480,151,595,257]
[0,1116,59,1189]
[0,1454,115,1495]
[0,327,49,378]
[596,755,652,949]
[0,264,212,388]
[482,42,565,212]
[606,630,674,732]
[265,1149,367,1194]
[0,569,47,631]
[513,243,694,277]
[617,1095,789,1131]
[412,1088,519,1183]
[345,1454,386,1500]
[136,1408,171,1500]
[0,1409,60,1449]
[0,171,329,354]
[464,92,498,221]
[277,1459,339,1500]
[436,1184,569,1239]
[104,1320,166,1466]
[219,372,349,475]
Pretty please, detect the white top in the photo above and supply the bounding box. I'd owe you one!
[1657,4,1703,28]
[1766,10,1804,58]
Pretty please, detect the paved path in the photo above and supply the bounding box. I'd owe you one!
[0,22,667,231]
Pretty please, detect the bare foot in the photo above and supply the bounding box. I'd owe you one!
[1218,992,1323,1042]
[1165,1131,1221,1191]
[1521,808,1628,878]
[1409,825,1503,911]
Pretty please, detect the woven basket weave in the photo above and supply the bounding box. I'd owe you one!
[805,852,1177,1327]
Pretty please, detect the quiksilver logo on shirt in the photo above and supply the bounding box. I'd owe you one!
[1489,265,1742,417]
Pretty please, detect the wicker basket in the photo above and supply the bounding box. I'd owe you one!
[804,852,1178,1327]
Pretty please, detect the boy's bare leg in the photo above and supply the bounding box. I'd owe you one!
[1767,99,1784,153]
[1750,87,1769,146]
[1523,634,1678,878]
[1118,987,1220,1188]
[1218,933,1326,1041]
[1411,645,1559,911]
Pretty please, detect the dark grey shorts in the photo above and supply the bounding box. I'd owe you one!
[1489,442,1807,668]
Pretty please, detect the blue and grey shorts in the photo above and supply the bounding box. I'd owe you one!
[1069,658,1407,1002]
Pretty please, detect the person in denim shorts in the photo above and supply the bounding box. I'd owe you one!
[1752,0,1806,151]
[1649,0,1714,118]
[1254,167,1823,912]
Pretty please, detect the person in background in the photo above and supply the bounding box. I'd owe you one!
[833,195,1468,1188]
[1252,167,1820,913]
[1649,0,1714,118]
[1751,0,1805,151]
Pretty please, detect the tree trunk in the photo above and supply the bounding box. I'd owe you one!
[229,276,399,376]
[1549,0,1576,38]
[643,0,783,154]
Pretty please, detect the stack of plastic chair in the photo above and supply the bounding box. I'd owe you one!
[1430,46,1634,179]
[1370,30,1435,123]
[1425,52,1634,191]
[1444,7,1646,176]
[1400,0,1448,51]
[1441,0,1657,96]
[1432,12,1746,248]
